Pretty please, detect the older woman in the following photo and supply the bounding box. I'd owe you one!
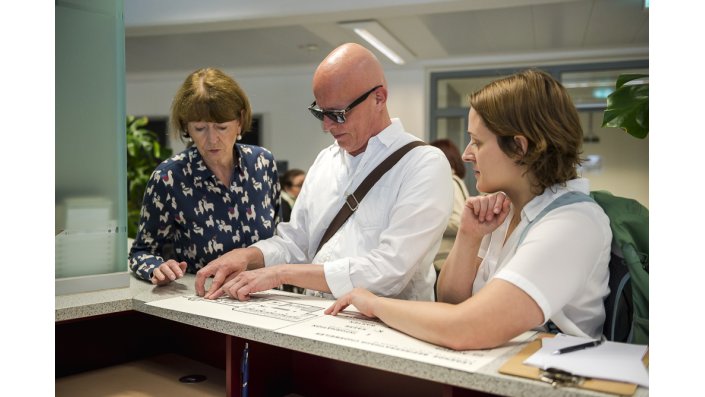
[129,67,280,285]
[327,70,611,350]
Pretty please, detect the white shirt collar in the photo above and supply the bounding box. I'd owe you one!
[330,118,404,159]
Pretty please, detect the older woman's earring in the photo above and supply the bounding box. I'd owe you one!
[237,134,242,141]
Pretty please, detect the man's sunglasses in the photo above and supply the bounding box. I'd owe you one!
[307,85,383,124]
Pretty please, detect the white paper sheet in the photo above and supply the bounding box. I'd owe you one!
[147,291,329,330]
[523,334,649,387]
[146,291,536,373]
[278,309,536,372]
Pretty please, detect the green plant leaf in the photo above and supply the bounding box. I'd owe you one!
[126,115,173,238]
[133,116,149,128]
[602,74,648,139]
[615,74,648,89]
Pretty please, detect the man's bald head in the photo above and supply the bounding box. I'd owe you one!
[313,43,386,99]
[310,43,391,156]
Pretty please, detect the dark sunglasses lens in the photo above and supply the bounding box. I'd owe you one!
[309,107,325,121]
[325,112,345,124]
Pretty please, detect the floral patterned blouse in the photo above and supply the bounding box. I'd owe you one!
[129,144,280,281]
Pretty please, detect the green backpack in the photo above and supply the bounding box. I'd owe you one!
[517,190,649,344]
[590,190,649,345]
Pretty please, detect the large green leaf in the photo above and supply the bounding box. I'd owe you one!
[126,115,172,237]
[602,74,649,139]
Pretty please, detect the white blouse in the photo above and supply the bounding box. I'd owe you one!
[474,178,612,338]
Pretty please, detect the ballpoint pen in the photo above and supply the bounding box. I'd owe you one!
[241,342,249,397]
[552,339,604,355]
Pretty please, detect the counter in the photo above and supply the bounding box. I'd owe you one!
[56,274,648,397]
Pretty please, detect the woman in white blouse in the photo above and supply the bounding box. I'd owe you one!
[326,69,611,350]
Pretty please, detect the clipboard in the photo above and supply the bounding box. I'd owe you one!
[498,334,647,396]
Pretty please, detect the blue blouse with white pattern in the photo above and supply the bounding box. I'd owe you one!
[129,144,280,281]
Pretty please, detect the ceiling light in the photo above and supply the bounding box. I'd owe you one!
[339,20,414,65]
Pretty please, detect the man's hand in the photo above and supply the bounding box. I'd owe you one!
[151,260,188,286]
[195,248,251,299]
[221,267,284,301]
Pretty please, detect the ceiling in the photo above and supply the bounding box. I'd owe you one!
[124,0,649,75]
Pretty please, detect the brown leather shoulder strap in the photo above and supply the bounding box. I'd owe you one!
[315,140,427,254]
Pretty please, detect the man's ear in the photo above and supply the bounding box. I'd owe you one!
[514,135,529,155]
[375,86,387,105]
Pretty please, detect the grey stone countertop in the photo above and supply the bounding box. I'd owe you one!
[56,274,648,397]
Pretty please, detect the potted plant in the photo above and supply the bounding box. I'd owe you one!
[126,116,172,237]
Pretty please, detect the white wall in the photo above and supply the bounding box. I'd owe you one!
[579,112,649,207]
[127,65,426,173]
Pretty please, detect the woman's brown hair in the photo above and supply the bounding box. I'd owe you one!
[469,69,582,194]
[169,68,252,143]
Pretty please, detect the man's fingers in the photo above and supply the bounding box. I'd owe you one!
[225,277,248,301]
[236,284,252,301]
[206,287,225,300]
[207,272,227,296]
[194,268,213,296]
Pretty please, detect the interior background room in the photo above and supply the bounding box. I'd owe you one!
[124,0,649,207]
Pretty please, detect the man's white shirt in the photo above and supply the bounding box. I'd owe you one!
[253,119,453,300]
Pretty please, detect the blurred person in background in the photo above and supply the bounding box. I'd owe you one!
[430,139,470,277]
[279,168,305,223]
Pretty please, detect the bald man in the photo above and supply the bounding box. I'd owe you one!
[196,43,453,302]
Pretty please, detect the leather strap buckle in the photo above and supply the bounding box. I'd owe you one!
[345,194,360,211]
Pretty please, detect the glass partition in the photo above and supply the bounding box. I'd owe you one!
[56,0,128,293]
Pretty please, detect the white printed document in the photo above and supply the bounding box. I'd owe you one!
[523,333,649,387]
[278,308,535,372]
[147,291,329,330]
[147,291,536,373]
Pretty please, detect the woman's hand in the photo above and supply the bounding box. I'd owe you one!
[458,192,511,240]
[151,260,188,286]
[325,288,379,318]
